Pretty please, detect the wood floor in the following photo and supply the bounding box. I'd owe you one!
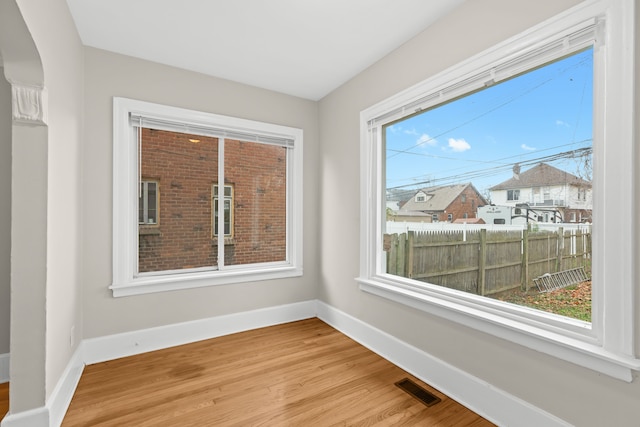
[58,318,494,426]
[0,382,7,421]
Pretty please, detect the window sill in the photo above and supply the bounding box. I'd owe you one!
[357,276,640,382]
[139,227,161,236]
[111,263,303,297]
[212,237,236,246]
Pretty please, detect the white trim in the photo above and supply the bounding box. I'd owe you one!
[359,0,638,380]
[0,345,84,427]
[1,301,316,426]
[112,97,304,297]
[316,301,571,427]
[9,81,47,125]
[0,407,48,427]
[0,354,8,384]
[82,300,317,364]
[359,280,638,381]
[2,301,591,425]
[47,346,85,427]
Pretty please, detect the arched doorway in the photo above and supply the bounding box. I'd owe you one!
[0,59,12,421]
[0,0,48,422]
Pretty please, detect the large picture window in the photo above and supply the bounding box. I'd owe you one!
[359,0,638,380]
[112,98,303,296]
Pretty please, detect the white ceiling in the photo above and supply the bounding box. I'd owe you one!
[66,0,465,101]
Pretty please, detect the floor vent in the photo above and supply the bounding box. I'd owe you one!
[395,378,441,407]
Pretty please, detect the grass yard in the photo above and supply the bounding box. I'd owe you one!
[493,281,591,322]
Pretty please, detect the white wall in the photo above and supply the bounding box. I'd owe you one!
[636,0,640,360]
[0,68,10,357]
[15,0,84,404]
[81,47,319,339]
[318,1,640,425]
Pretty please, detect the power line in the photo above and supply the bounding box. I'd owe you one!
[387,145,592,191]
[387,54,591,160]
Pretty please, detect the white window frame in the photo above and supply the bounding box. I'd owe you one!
[212,184,234,238]
[358,0,639,381]
[112,98,303,297]
[138,180,158,225]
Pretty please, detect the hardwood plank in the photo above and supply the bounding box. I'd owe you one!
[63,319,494,426]
[0,382,7,420]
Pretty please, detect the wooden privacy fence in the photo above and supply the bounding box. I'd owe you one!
[385,227,591,296]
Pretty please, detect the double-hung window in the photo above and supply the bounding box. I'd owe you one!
[112,98,303,296]
[359,0,638,380]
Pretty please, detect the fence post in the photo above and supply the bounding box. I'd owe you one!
[478,229,486,296]
[397,233,406,277]
[522,228,529,291]
[407,231,414,279]
[556,226,564,272]
[387,234,395,275]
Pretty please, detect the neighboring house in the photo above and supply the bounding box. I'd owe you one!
[138,128,287,272]
[489,163,592,223]
[399,183,487,223]
[390,210,432,223]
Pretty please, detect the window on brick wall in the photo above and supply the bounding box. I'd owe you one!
[138,180,158,225]
[213,184,233,237]
[112,98,303,297]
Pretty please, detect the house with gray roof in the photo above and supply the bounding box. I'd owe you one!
[489,163,592,223]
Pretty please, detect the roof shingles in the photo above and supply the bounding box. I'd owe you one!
[489,163,590,190]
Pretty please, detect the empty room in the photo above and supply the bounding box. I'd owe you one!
[1,0,639,426]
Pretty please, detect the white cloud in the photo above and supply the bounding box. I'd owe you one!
[556,119,570,127]
[521,144,536,151]
[404,128,420,136]
[416,133,437,147]
[447,138,471,152]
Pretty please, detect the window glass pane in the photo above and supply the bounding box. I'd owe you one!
[224,139,287,266]
[138,128,218,273]
[223,199,231,235]
[213,186,232,237]
[384,48,593,321]
[138,190,144,224]
[147,182,157,224]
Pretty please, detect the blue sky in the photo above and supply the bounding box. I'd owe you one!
[385,47,593,199]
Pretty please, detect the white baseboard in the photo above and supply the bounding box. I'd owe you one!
[0,353,8,383]
[82,300,317,365]
[48,345,85,427]
[2,299,571,426]
[316,301,571,427]
[0,345,84,427]
[2,300,316,427]
[0,407,49,427]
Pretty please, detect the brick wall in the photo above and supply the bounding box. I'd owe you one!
[442,186,486,222]
[138,128,287,273]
